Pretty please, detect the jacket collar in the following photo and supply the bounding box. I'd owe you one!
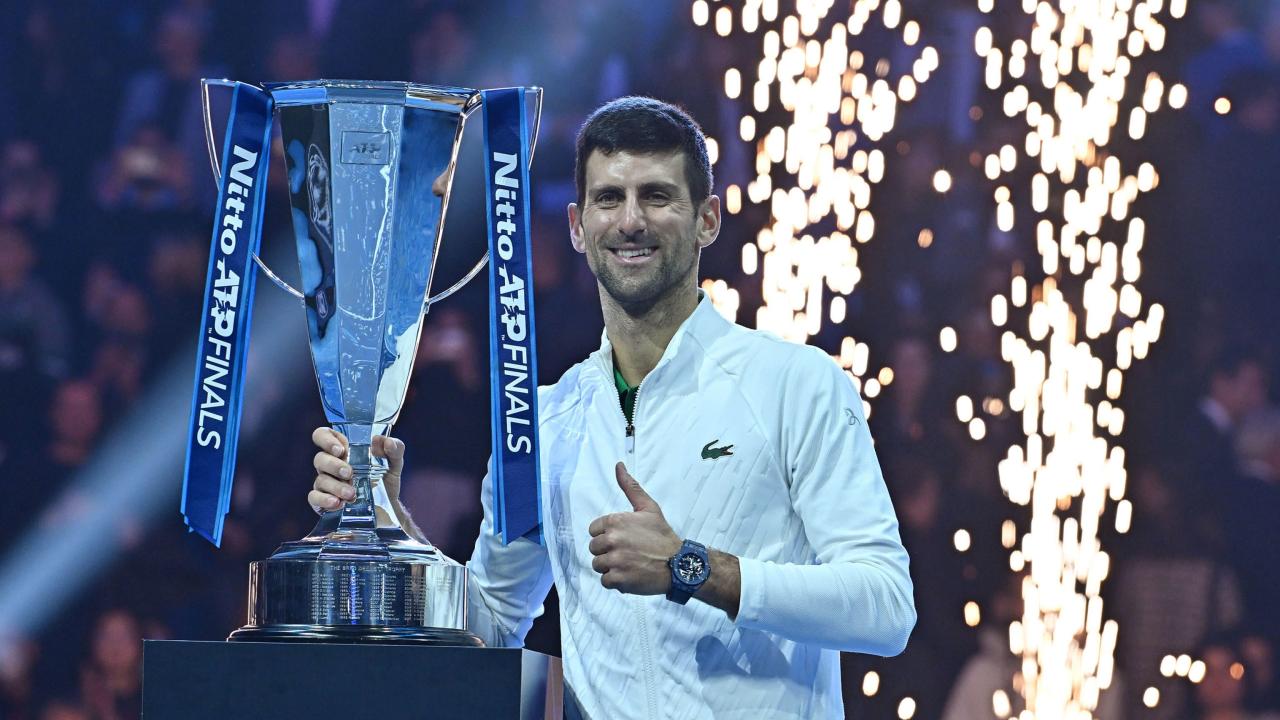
[592,290,727,383]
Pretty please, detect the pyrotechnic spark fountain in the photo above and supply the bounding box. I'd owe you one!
[695,0,1188,715]
[692,0,938,430]
[975,0,1183,715]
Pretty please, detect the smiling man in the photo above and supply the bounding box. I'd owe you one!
[308,96,915,719]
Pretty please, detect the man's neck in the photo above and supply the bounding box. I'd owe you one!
[602,285,699,387]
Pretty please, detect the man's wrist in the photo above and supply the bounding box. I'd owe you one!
[696,549,742,620]
[390,499,428,544]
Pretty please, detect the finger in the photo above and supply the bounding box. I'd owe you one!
[311,427,349,458]
[600,571,622,590]
[588,534,612,556]
[588,515,608,537]
[591,554,610,574]
[616,462,658,513]
[372,435,406,475]
[313,451,352,481]
[314,475,356,501]
[307,489,344,512]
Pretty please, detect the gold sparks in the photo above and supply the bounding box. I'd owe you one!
[976,0,1184,714]
[694,0,936,420]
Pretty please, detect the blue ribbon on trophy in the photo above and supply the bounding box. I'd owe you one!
[482,88,543,546]
[181,82,273,546]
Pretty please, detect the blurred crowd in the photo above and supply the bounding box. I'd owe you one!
[0,0,1278,718]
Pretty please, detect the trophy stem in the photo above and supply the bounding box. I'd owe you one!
[317,443,390,560]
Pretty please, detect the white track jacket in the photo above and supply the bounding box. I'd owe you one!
[465,294,916,719]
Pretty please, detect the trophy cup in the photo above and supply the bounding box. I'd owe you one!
[191,80,542,645]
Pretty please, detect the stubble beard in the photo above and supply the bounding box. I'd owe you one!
[590,228,699,318]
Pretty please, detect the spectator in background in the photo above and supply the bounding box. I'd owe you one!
[264,32,320,83]
[408,8,474,86]
[0,224,70,379]
[96,125,196,218]
[0,140,61,233]
[1180,347,1271,547]
[41,380,103,495]
[1115,462,1245,719]
[78,610,141,720]
[1227,410,1280,642]
[0,638,38,720]
[1242,633,1280,714]
[88,285,151,411]
[884,455,973,717]
[874,334,952,467]
[1189,633,1280,720]
[145,229,206,356]
[114,8,221,199]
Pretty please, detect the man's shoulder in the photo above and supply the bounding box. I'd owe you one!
[704,320,839,385]
[535,353,602,425]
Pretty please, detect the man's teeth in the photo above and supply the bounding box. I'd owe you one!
[617,248,653,258]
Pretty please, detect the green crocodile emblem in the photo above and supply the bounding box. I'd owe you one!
[701,440,734,460]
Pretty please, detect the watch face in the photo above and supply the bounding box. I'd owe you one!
[676,553,706,584]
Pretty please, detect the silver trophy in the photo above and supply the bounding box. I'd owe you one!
[199,79,541,644]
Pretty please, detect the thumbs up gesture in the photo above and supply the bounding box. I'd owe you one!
[587,462,682,595]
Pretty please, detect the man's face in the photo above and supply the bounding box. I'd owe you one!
[568,150,718,311]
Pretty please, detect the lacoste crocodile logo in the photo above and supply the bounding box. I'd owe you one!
[701,440,734,460]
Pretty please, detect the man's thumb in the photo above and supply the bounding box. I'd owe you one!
[616,462,658,512]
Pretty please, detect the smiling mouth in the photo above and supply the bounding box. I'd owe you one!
[609,247,656,261]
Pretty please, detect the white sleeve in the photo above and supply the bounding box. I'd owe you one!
[465,457,555,647]
[733,346,916,656]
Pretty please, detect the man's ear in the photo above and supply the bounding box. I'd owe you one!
[696,195,722,249]
[568,202,586,254]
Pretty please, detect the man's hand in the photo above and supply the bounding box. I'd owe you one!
[306,427,405,514]
[587,463,682,595]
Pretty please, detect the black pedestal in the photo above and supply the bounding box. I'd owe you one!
[142,640,562,719]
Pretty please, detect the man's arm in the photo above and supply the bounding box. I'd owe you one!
[465,456,555,647]
[692,549,741,619]
[731,346,916,656]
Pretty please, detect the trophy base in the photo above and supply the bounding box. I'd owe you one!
[231,517,480,646]
[227,623,483,646]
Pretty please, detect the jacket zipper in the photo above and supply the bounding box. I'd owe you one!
[624,385,643,455]
[612,360,643,455]
[605,354,656,717]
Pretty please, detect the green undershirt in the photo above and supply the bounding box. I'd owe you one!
[614,366,638,424]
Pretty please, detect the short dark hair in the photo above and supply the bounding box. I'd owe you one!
[574,96,713,209]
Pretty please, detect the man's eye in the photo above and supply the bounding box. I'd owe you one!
[648,194,670,203]
[596,192,620,204]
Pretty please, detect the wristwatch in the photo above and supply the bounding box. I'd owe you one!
[666,539,711,604]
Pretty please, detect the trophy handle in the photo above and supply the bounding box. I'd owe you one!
[423,86,544,310]
[201,78,306,302]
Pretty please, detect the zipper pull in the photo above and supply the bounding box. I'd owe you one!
[626,423,635,454]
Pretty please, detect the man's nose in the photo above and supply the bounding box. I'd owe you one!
[616,196,646,237]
